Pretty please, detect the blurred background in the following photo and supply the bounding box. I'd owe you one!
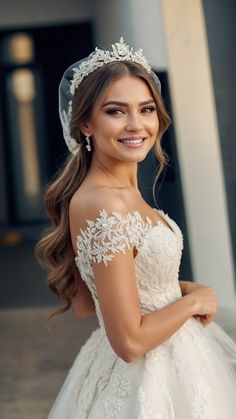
[0,0,235,418]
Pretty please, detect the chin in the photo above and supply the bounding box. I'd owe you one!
[120,151,150,163]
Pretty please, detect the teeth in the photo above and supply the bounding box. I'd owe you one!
[119,138,144,144]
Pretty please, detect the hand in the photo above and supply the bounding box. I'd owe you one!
[193,313,215,327]
[189,286,218,326]
[179,280,217,326]
[179,280,202,296]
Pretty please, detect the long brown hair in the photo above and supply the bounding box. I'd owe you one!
[35,61,171,318]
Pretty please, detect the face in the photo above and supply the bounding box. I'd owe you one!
[83,76,159,164]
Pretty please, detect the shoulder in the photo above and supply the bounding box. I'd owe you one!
[69,186,129,233]
[70,188,137,265]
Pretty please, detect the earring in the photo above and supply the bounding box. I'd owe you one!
[85,135,91,152]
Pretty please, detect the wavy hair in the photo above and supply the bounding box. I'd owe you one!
[35,61,171,319]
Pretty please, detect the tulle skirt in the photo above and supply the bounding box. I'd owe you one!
[47,317,236,419]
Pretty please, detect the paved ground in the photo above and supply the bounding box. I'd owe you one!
[0,307,98,419]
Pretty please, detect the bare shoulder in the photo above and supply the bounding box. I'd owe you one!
[69,186,129,234]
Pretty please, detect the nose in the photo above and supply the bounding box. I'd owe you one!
[126,112,143,132]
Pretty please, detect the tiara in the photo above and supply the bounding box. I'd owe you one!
[70,37,152,95]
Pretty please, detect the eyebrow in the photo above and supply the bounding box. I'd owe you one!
[102,99,155,107]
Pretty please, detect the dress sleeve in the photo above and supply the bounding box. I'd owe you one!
[75,209,150,266]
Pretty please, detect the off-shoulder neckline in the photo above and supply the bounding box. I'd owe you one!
[77,208,175,238]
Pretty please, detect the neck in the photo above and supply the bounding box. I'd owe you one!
[88,154,139,190]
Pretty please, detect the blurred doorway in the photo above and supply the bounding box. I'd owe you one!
[0,22,93,230]
[0,22,93,308]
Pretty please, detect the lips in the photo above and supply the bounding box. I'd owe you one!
[118,137,146,144]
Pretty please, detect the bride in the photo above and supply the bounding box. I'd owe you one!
[36,38,236,418]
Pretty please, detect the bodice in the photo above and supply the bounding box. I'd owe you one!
[75,209,184,329]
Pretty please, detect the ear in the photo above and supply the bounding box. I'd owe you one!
[79,122,92,137]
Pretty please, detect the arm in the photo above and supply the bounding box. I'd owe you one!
[73,280,197,321]
[94,249,196,363]
[179,280,202,296]
[72,273,197,320]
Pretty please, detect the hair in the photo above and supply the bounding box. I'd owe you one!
[35,60,171,319]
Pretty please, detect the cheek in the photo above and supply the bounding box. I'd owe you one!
[147,115,159,136]
[155,120,160,135]
[94,117,122,139]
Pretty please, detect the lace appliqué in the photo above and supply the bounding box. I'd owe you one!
[144,347,176,419]
[170,321,212,419]
[76,209,153,267]
[138,387,162,419]
[70,331,116,419]
[104,360,132,418]
[66,329,105,419]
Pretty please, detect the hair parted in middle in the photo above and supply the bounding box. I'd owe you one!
[35,60,171,319]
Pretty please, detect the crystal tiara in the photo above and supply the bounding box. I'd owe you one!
[70,37,152,95]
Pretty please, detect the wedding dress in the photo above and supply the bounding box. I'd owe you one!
[47,209,236,418]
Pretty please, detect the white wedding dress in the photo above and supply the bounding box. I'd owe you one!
[47,209,236,418]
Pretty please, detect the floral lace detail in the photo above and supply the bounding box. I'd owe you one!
[170,321,212,419]
[144,347,176,419]
[76,209,153,267]
[69,330,115,419]
[104,360,132,418]
[142,321,213,419]
[138,387,162,419]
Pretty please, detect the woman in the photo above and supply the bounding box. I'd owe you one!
[36,38,236,418]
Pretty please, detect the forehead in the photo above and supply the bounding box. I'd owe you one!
[102,75,153,102]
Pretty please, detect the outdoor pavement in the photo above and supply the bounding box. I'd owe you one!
[0,306,98,419]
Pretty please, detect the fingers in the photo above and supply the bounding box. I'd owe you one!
[203,314,215,325]
[194,314,215,327]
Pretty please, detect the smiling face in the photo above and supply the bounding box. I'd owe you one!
[82,76,159,164]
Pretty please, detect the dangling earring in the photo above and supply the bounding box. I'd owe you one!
[85,135,91,152]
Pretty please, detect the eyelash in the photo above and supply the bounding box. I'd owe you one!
[105,106,157,115]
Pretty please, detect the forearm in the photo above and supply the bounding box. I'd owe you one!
[179,280,192,295]
[132,295,195,359]
[179,280,202,295]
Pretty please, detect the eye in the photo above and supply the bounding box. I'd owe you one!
[105,108,125,115]
[141,105,157,113]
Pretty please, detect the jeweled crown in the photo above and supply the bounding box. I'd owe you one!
[70,37,151,95]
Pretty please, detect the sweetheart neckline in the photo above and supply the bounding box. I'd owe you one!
[151,209,175,234]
